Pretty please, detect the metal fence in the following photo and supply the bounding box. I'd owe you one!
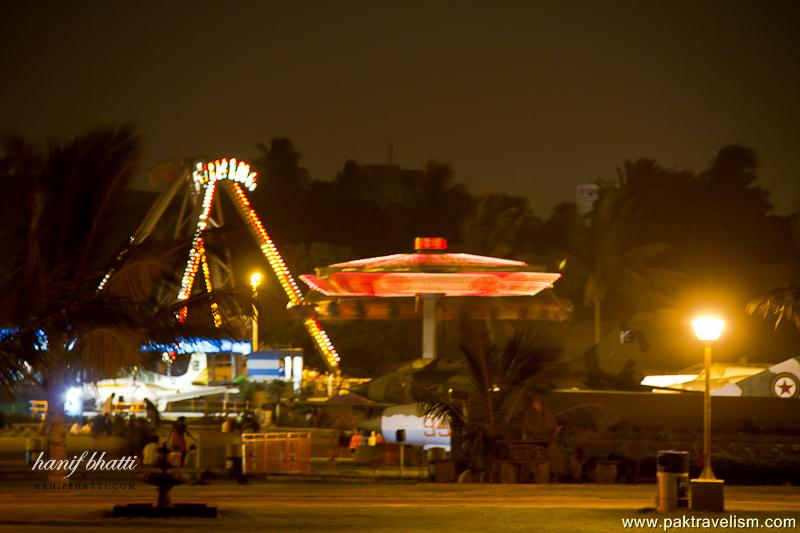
[241,432,311,475]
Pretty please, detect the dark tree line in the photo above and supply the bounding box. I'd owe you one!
[2,130,798,376]
[241,139,800,373]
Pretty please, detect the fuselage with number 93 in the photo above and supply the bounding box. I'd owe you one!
[379,403,452,450]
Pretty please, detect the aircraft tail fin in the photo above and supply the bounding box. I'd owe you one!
[181,352,209,386]
[714,357,800,398]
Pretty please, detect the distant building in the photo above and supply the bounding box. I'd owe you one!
[339,163,426,208]
[576,184,599,218]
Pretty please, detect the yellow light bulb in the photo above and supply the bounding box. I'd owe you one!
[692,315,725,342]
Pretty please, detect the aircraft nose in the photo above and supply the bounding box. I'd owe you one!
[358,416,381,433]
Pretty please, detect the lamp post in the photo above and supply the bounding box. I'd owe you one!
[691,315,724,480]
[250,272,263,353]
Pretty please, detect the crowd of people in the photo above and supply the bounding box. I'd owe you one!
[58,393,396,475]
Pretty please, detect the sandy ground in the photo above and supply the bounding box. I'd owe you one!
[0,480,797,532]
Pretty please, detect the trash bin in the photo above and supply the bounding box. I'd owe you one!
[656,450,689,512]
[25,438,43,465]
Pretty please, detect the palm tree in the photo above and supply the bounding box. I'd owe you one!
[0,126,148,475]
[747,287,800,330]
[578,166,684,344]
[413,160,471,240]
[581,240,677,344]
[459,194,541,259]
[0,126,251,477]
[251,138,311,243]
[417,322,620,483]
[747,219,800,330]
[416,322,566,482]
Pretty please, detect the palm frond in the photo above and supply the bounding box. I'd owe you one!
[102,240,184,305]
[499,328,564,391]
[414,395,466,427]
[72,327,145,382]
[0,340,36,397]
[747,286,800,330]
[459,320,497,394]
[145,288,253,342]
[496,383,531,430]
[555,403,619,445]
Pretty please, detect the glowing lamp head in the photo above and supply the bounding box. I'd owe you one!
[250,272,263,289]
[692,315,725,342]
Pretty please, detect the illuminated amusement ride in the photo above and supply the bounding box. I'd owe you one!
[97,158,340,371]
[301,237,571,360]
[98,157,569,378]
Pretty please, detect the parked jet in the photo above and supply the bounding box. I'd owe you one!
[715,356,800,398]
[641,356,800,398]
[368,403,452,450]
[83,352,237,411]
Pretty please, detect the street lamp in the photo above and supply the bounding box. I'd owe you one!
[250,272,263,352]
[691,315,724,480]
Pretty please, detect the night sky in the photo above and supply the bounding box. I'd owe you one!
[2,1,798,215]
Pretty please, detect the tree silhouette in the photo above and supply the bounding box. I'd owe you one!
[459,194,541,259]
[0,126,148,473]
[578,169,682,344]
[416,323,565,482]
[747,209,800,330]
[0,126,250,475]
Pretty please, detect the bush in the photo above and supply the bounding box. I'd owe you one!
[713,452,800,485]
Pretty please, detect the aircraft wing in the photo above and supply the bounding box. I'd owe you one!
[159,386,239,404]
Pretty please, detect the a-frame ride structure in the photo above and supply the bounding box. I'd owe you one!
[98,158,340,371]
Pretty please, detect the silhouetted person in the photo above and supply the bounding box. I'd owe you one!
[144,398,160,428]
[143,435,160,466]
[184,443,197,470]
[166,416,195,466]
[101,393,115,415]
[522,394,559,442]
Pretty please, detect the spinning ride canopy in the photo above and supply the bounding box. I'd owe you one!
[299,238,572,322]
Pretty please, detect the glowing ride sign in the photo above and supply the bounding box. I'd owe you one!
[192,158,258,192]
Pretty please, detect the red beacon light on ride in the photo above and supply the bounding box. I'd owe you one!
[414,237,448,252]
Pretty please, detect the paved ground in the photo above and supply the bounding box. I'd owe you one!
[0,480,797,532]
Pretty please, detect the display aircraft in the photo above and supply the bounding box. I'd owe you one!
[365,403,452,450]
[354,356,463,450]
[714,356,800,398]
[641,356,800,398]
[82,352,237,411]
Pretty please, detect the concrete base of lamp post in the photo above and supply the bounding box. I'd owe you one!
[690,479,725,512]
